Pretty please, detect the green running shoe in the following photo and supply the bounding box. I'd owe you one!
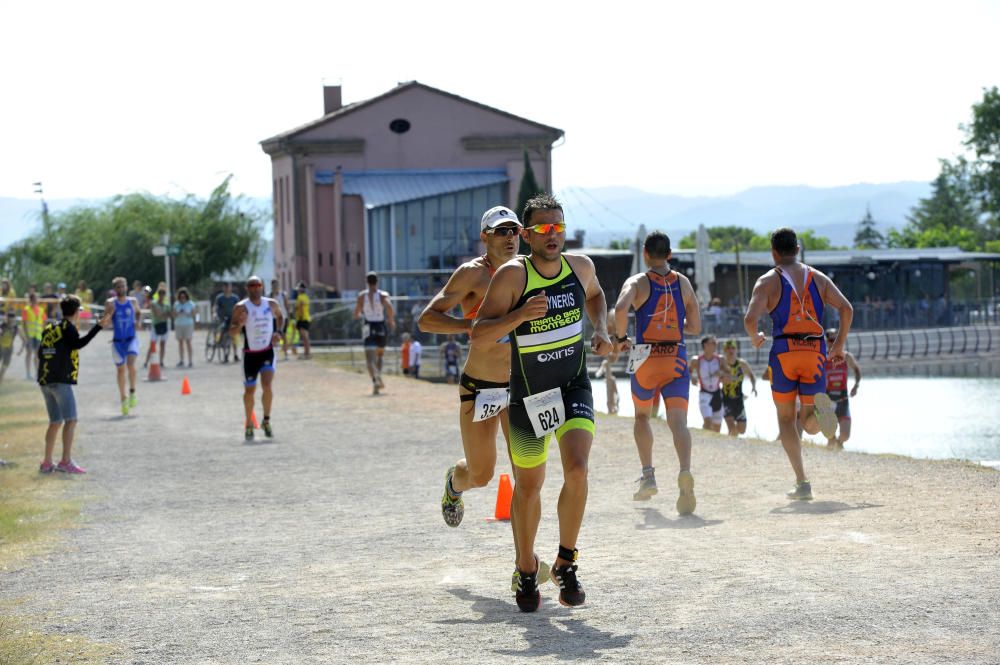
[120,400,129,416]
[441,466,464,527]
[813,393,838,440]
[633,471,658,501]
[244,425,254,441]
[263,420,273,438]
[786,480,813,501]
[128,393,137,409]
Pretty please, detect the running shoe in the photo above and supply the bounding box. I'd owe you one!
[128,393,137,409]
[39,461,55,474]
[372,381,380,396]
[262,420,273,438]
[813,393,838,440]
[632,471,658,501]
[514,568,542,612]
[677,470,697,515]
[786,480,813,501]
[510,556,552,593]
[120,399,130,416]
[551,559,586,607]
[441,466,464,528]
[55,460,86,474]
[176,361,184,368]
[245,425,254,441]
[376,374,385,390]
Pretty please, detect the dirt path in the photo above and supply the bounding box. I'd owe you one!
[2,335,998,664]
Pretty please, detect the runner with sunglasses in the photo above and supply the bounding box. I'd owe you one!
[418,206,522,529]
[744,228,853,500]
[613,231,701,512]
[229,276,284,440]
[474,194,612,612]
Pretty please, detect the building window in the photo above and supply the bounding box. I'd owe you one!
[389,118,411,134]
[318,252,323,267]
[346,252,351,266]
[329,252,334,267]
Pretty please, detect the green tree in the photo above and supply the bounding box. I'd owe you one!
[889,158,988,251]
[515,150,542,219]
[853,206,884,249]
[0,177,264,295]
[964,86,1000,216]
[797,230,835,251]
[678,226,768,251]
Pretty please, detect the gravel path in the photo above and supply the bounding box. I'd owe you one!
[2,334,999,664]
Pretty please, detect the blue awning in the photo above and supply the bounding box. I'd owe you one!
[314,169,509,209]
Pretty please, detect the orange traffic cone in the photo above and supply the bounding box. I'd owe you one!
[147,340,162,381]
[488,473,513,521]
[251,411,259,429]
[181,376,191,395]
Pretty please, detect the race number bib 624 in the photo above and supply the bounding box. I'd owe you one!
[522,387,565,438]
[473,388,509,422]
[626,344,652,374]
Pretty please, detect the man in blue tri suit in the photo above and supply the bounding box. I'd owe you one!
[104,276,142,415]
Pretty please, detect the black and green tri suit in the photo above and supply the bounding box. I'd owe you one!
[508,256,595,469]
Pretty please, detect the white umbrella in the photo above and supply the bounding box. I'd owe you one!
[694,224,713,308]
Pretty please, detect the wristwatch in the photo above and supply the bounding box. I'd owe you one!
[616,335,629,343]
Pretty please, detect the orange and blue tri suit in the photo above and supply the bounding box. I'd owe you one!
[768,266,827,405]
[631,270,689,411]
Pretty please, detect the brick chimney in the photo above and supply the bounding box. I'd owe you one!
[323,85,342,114]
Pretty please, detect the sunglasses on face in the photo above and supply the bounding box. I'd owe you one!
[247,283,263,288]
[527,223,566,234]
[487,226,520,237]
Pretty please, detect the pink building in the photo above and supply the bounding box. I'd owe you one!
[260,81,563,295]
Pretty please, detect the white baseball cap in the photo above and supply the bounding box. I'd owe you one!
[480,206,521,231]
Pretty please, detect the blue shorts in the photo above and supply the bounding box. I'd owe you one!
[40,383,77,423]
[112,337,140,366]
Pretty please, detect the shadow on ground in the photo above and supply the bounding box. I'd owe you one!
[770,501,884,515]
[440,588,633,660]
[635,507,724,530]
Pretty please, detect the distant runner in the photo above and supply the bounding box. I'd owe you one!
[744,228,853,500]
[720,339,758,437]
[104,277,142,415]
[229,276,284,440]
[824,328,861,449]
[353,273,396,394]
[689,335,723,432]
[440,335,461,385]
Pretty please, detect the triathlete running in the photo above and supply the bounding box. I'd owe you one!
[353,272,396,394]
[719,339,758,437]
[229,276,284,440]
[104,277,142,415]
[823,327,861,448]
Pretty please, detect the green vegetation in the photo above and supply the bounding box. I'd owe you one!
[0,176,266,296]
[854,207,885,249]
[677,226,835,252]
[893,87,1000,252]
[515,150,542,219]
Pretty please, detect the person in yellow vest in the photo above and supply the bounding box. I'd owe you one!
[294,281,312,359]
[75,280,94,330]
[1,278,16,317]
[21,292,46,380]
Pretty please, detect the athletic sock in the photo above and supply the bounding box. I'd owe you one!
[641,465,655,477]
[447,474,462,499]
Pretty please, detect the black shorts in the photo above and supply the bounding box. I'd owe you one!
[835,398,851,420]
[296,320,311,332]
[243,347,275,386]
[364,321,387,348]
[723,395,746,422]
[508,374,594,469]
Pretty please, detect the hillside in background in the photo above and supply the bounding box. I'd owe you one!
[1,182,930,253]
[556,181,931,248]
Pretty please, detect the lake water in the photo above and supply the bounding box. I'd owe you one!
[591,375,1000,470]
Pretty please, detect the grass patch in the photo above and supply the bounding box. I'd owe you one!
[0,612,113,665]
[0,382,112,664]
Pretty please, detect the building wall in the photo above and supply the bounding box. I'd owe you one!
[271,155,296,290]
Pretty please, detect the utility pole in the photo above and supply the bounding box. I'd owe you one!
[33,182,50,235]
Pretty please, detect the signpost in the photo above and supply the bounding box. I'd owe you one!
[152,236,181,298]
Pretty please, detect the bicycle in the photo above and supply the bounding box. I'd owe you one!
[204,320,234,363]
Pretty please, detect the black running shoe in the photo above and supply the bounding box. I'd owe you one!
[551,561,586,607]
[514,568,541,612]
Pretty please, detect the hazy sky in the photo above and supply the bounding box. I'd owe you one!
[2,0,998,201]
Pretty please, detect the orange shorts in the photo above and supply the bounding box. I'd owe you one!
[768,338,827,404]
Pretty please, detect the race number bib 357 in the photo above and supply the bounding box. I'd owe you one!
[626,344,652,374]
[473,387,509,422]
[522,387,565,438]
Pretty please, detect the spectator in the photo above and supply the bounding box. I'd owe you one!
[130,280,147,309]
[36,295,112,474]
[400,332,412,376]
[173,287,196,368]
[0,310,20,383]
[75,280,94,330]
[1,278,17,317]
[410,335,422,378]
[20,292,46,380]
[144,282,170,369]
